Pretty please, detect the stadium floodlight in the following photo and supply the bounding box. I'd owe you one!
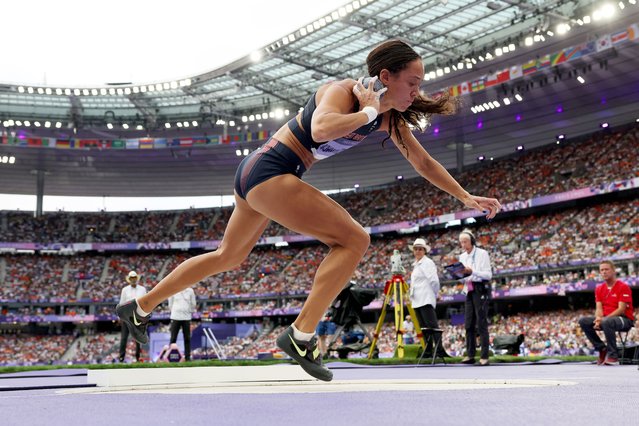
[24,120,31,126]
[122,123,129,129]
[18,86,25,93]
[107,123,114,129]
[515,94,523,101]
[249,115,255,121]
[91,89,98,96]
[82,89,90,96]
[136,125,143,130]
[600,122,609,128]
[192,121,198,127]
[577,76,585,84]
[176,122,183,128]
[242,116,248,123]
[235,149,242,156]
[243,148,249,156]
[55,122,62,128]
[503,97,511,105]
[45,88,52,95]
[27,87,34,94]
[517,145,524,151]
[37,88,44,94]
[165,123,171,128]
[34,121,41,127]
[353,184,360,188]
[229,120,235,126]
[56,88,63,95]
[183,121,190,128]
[495,47,503,56]
[124,88,131,95]
[508,43,516,51]
[478,155,485,161]
[9,156,15,164]
[619,2,625,10]
[525,36,533,46]
[44,121,51,128]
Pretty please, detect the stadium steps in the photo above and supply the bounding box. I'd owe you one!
[0,257,5,282]
[98,258,110,284]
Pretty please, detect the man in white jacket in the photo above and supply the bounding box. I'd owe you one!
[168,287,197,361]
[409,238,441,355]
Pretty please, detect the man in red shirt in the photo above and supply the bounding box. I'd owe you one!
[578,261,634,365]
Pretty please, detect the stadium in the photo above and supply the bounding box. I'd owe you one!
[0,0,637,424]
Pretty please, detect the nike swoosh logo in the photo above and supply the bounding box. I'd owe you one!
[313,346,320,360]
[132,311,142,326]
[288,335,307,357]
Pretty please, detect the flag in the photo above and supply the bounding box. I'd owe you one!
[27,138,42,147]
[522,59,537,75]
[485,73,498,87]
[550,52,564,66]
[153,138,167,148]
[79,139,99,148]
[459,81,470,94]
[179,138,193,147]
[57,140,70,149]
[628,24,639,41]
[258,130,269,140]
[139,138,154,149]
[193,138,207,146]
[509,65,523,80]
[471,79,484,92]
[209,135,220,144]
[111,139,125,149]
[611,30,628,45]
[100,140,112,149]
[42,138,56,147]
[596,34,612,52]
[222,135,231,144]
[497,69,510,83]
[539,54,551,69]
[449,85,460,96]
[126,139,139,149]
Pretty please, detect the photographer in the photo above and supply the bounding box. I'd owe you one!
[459,230,492,366]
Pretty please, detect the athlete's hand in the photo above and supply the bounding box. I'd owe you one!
[462,194,501,219]
[352,76,387,112]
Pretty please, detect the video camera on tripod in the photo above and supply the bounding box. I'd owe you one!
[326,282,377,358]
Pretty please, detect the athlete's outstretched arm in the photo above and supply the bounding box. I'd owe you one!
[391,124,501,219]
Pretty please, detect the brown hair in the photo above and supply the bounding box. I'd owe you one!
[366,39,457,152]
[600,260,616,270]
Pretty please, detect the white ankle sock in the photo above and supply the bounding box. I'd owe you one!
[135,299,150,317]
[292,323,315,341]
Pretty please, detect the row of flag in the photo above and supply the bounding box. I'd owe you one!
[446,23,639,98]
[0,130,272,150]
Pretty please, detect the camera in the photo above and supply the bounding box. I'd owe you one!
[390,249,405,274]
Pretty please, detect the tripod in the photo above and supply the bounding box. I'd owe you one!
[368,273,425,359]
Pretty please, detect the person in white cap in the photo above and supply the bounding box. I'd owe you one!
[409,238,441,353]
[118,270,147,362]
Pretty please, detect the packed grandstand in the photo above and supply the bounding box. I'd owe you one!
[1,123,637,365]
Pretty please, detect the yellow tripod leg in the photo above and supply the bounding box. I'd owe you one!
[368,281,393,359]
[395,278,405,358]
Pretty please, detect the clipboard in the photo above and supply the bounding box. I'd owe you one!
[444,262,471,280]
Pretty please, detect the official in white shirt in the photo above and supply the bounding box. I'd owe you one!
[409,238,440,329]
[458,230,493,365]
[168,287,197,361]
[118,271,147,362]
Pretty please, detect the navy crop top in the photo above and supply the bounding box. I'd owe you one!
[287,90,383,161]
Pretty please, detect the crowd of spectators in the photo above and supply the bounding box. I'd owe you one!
[1,126,637,243]
[0,196,637,304]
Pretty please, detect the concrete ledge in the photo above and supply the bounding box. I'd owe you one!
[87,364,312,387]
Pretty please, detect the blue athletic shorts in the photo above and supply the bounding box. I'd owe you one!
[234,138,306,200]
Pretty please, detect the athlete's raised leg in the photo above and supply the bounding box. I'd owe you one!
[136,193,269,312]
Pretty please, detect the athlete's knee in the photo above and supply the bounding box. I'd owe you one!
[333,222,370,254]
[213,245,249,270]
